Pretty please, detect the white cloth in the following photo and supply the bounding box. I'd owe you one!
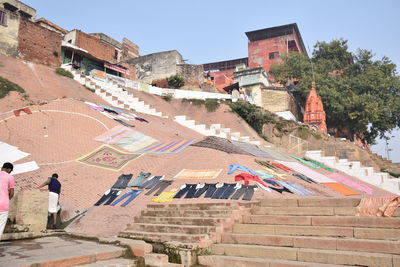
[12,161,39,175]
[0,211,8,240]
[0,142,30,165]
[48,192,59,213]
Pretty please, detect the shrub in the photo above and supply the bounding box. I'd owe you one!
[205,99,220,112]
[166,74,184,88]
[229,101,276,134]
[0,76,25,99]
[55,67,74,79]
[182,98,205,106]
[162,94,173,102]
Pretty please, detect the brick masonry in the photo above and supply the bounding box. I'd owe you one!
[18,18,62,67]
[75,30,116,63]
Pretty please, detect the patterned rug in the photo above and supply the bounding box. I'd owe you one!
[190,136,252,155]
[174,169,223,179]
[76,145,142,171]
[138,140,195,154]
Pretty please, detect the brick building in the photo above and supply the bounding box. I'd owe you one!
[203,23,307,93]
[62,30,139,78]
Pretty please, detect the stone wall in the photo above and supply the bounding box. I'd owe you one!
[176,63,204,89]
[124,50,184,83]
[18,18,62,67]
[0,8,20,57]
[261,88,291,112]
[8,189,48,232]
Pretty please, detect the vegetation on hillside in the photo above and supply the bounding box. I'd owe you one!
[270,39,400,144]
[181,98,220,112]
[167,74,184,88]
[55,67,74,79]
[0,76,25,99]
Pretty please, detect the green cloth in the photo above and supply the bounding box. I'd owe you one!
[291,155,321,169]
[303,158,334,172]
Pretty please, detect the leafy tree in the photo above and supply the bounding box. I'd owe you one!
[166,74,185,88]
[270,39,400,144]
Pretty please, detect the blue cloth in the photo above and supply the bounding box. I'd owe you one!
[228,164,258,176]
[111,190,142,207]
[48,177,61,194]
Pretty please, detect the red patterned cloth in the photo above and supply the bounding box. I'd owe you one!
[235,173,267,187]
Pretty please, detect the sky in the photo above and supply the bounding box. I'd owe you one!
[24,0,400,162]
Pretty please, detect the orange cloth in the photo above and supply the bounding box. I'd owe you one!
[356,196,400,217]
[321,182,359,196]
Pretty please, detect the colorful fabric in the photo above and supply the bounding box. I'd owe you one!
[259,146,295,161]
[276,161,335,183]
[255,170,274,179]
[291,155,320,169]
[152,191,177,203]
[138,140,195,154]
[286,181,316,196]
[13,107,32,117]
[114,130,157,152]
[278,181,306,195]
[303,158,334,172]
[235,173,267,187]
[255,159,276,169]
[231,141,275,158]
[321,182,360,196]
[272,162,294,172]
[95,126,134,144]
[174,169,222,179]
[356,196,400,217]
[328,173,373,195]
[76,145,142,171]
[0,171,14,212]
[262,167,287,179]
[292,173,316,184]
[228,164,258,176]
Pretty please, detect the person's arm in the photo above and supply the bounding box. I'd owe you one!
[38,178,51,189]
[8,188,14,200]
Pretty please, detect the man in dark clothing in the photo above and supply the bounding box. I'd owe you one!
[38,173,61,229]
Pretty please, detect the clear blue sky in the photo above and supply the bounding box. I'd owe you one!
[24,0,400,162]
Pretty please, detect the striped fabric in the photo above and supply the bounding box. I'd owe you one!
[138,139,195,154]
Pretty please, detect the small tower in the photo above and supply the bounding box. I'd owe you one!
[303,82,327,133]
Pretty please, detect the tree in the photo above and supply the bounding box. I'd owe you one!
[166,74,185,88]
[270,39,400,144]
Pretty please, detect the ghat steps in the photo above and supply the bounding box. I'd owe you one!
[305,150,400,194]
[198,198,400,267]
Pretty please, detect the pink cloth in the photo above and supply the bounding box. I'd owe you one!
[0,171,14,211]
[328,173,373,195]
[276,161,334,183]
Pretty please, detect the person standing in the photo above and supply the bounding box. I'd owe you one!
[0,162,15,240]
[38,173,61,229]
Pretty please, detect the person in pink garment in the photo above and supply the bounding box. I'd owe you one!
[0,162,15,240]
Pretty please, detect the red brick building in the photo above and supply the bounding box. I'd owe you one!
[203,23,307,93]
[303,82,327,133]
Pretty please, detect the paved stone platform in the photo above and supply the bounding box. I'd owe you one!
[0,236,126,267]
[77,258,136,267]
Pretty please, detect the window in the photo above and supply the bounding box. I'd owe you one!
[0,10,7,26]
[114,49,119,60]
[269,52,279,60]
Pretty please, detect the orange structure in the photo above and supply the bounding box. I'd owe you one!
[303,82,327,133]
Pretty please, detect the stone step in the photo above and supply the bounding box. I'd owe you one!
[221,233,400,254]
[252,206,357,216]
[210,243,396,266]
[135,216,226,226]
[260,198,361,207]
[119,230,207,243]
[143,209,232,218]
[233,223,400,240]
[243,215,400,228]
[147,203,235,210]
[144,253,184,267]
[126,223,213,234]
[76,258,136,267]
[198,255,353,267]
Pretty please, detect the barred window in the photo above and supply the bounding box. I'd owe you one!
[0,10,7,26]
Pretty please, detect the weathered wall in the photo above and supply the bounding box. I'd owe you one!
[18,18,62,67]
[209,69,234,93]
[8,189,48,232]
[75,30,116,63]
[0,8,20,57]
[122,38,139,59]
[261,88,292,112]
[124,50,184,83]
[176,63,204,89]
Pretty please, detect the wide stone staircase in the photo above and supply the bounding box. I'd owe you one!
[198,198,400,267]
[119,203,248,248]
[306,150,400,194]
